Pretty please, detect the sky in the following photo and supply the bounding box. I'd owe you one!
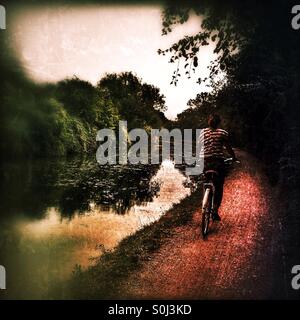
[10,4,217,120]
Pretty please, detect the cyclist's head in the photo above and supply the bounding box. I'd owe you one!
[208,113,221,129]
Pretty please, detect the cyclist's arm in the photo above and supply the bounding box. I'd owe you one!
[224,140,237,160]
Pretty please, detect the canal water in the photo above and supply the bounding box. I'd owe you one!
[0,157,191,298]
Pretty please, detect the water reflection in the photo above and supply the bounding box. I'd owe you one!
[18,160,190,264]
[59,163,161,217]
[0,158,190,299]
[0,157,160,219]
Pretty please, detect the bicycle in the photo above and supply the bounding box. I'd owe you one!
[201,157,239,239]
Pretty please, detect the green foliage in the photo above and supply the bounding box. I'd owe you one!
[1,83,96,158]
[93,92,121,129]
[0,51,167,159]
[97,72,169,130]
[55,77,97,122]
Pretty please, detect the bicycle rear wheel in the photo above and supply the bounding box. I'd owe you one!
[202,188,211,238]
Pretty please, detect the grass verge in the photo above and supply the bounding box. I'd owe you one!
[65,189,202,299]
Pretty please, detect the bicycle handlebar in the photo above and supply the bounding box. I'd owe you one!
[224,158,241,164]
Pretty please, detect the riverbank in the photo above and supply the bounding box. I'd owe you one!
[66,187,202,299]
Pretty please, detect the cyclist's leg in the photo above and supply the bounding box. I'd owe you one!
[212,160,225,220]
[214,174,224,210]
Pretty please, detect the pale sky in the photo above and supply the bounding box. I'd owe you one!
[10,5,217,119]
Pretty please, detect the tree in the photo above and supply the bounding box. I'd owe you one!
[55,77,97,122]
[97,72,168,129]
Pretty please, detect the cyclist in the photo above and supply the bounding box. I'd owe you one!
[200,113,237,221]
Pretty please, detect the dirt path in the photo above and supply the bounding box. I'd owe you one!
[121,151,283,299]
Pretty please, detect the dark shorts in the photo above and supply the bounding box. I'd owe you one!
[204,157,225,209]
[204,157,225,175]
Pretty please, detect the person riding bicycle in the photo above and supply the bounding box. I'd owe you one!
[200,113,237,221]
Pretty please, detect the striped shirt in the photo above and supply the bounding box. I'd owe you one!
[199,127,229,159]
